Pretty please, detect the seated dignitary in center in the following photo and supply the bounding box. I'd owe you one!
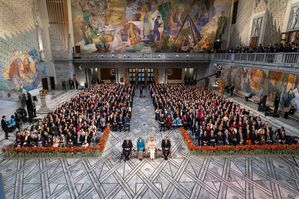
[147,136,157,160]
[122,137,133,161]
[161,135,171,160]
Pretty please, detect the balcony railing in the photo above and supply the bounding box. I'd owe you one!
[213,53,299,68]
[73,53,210,62]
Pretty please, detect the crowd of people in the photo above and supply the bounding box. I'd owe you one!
[151,84,298,147]
[11,84,134,148]
[211,42,299,53]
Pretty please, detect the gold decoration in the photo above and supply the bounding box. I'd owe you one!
[39,89,48,96]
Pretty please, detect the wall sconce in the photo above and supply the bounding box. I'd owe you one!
[176,54,179,58]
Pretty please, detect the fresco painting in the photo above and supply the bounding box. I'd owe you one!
[1,49,47,91]
[226,66,299,109]
[0,0,48,91]
[71,0,231,53]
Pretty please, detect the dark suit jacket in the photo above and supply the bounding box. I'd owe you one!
[1,119,8,132]
[161,139,171,150]
[122,140,133,150]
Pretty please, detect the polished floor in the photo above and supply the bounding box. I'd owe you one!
[0,88,299,199]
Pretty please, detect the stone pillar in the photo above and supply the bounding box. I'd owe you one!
[158,67,166,83]
[38,95,51,114]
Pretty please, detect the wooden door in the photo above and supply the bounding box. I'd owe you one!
[250,37,258,47]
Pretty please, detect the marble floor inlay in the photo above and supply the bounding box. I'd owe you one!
[0,87,299,199]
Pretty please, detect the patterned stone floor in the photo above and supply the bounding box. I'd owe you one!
[0,87,299,199]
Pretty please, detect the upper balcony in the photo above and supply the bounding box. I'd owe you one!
[73,53,210,63]
[212,53,299,74]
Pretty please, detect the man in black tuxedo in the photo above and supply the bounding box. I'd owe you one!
[1,116,9,139]
[25,91,34,123]
[69,78,73,89]
[122,138,133,161]
[161,136,171,160]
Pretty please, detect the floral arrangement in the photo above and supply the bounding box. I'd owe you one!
[179,127,299,155]
[2,127,110,158]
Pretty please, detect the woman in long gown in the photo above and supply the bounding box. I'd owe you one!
[147,136,157,160]
[137,137,145,160]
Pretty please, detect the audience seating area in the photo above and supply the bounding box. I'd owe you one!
[10,84,133,149]
[212,42,299,53]
[151,84,299,147]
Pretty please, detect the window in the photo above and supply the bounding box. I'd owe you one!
[147,68,154,83]
[129,68,136,82]
[138,68,145,82]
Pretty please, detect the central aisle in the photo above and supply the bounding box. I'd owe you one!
[104,86,188,158]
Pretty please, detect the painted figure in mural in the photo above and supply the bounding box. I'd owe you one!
[143,9,150,39]
[157,0,171,34]
[252,17,262,37]
[169,5,184,36]
[215,11,227,40]
[127,23,140,45]
[3,51,38,91]
[152,16,163,41]
[288,7,299,30]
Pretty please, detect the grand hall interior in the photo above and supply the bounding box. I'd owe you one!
[0,0,299,198]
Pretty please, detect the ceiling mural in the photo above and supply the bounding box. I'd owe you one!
[71,0,231,53]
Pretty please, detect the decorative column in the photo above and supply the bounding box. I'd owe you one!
[37,90,51,113]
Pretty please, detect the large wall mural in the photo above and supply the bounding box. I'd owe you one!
[224,66,299,109]
[71,0,231,53]
[0,0,47,91]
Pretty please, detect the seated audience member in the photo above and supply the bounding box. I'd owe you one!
[284,105,296,119]
[122,138,133,161]
[147,136,157,160]
[137,137,145,160]
[161,135,171,160]
[166,115,173,130]
[201,131,209,146]
[7,115,16,131]
[159,114,166,132]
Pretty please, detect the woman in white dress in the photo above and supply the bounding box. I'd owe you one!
[147,136,157,160]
